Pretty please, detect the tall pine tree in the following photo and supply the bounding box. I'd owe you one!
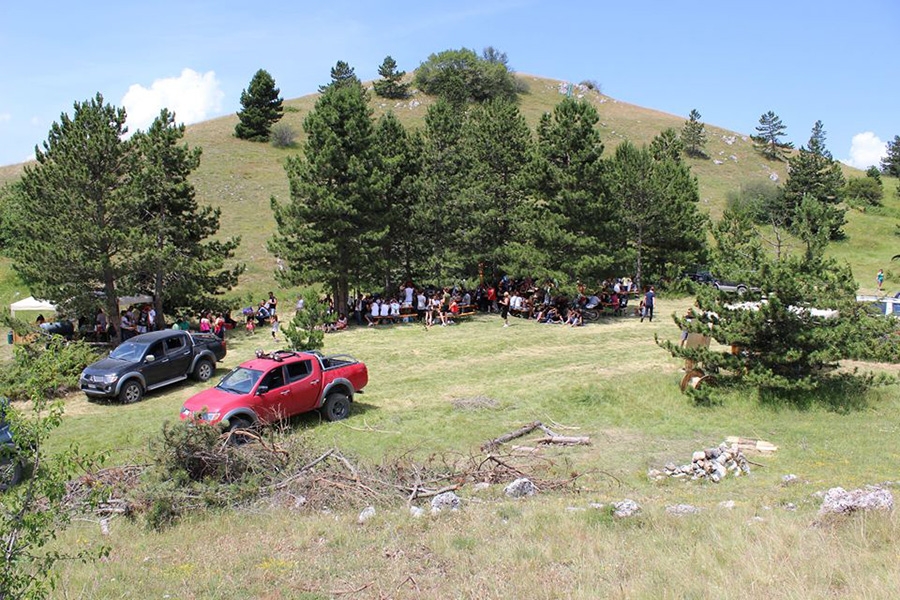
[782,120,846,239]
[235,69,284,142]
[456,99,532,278]
[513,97,610,282]
[5,94,141,340]
[130,109,244,324]
[270,76,386,315]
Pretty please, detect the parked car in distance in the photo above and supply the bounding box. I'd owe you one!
[0,398,23,491]
[711,279,759,296]
[684,268,757,296]
[180,350,368,430]
[80,330,227,404]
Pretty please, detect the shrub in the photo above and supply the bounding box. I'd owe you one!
[0,334,99,401]
[270,123,297,148]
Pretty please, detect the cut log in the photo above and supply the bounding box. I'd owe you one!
[534,436,591,446]
[481,421,542,451]
[724,436,778,453]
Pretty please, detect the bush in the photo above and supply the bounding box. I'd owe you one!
[0,335,99,401]
[269,123,297,148]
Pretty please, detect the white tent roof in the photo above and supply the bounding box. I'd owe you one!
[118,295,154,307]
[10,296,57,316]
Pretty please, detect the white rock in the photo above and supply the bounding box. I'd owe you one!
[504,478,537,498]
[782,474,799,486]
[472,482,490,492]
[409,506,424,518]
[430,491,461,513]
[666,504,701,516]
[719,500,736,510]
[358,506,376,524]
[692,451,706,462]
[612,499,641,518]
[818,486,894,516]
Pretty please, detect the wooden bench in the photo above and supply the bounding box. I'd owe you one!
[369,311,419,326]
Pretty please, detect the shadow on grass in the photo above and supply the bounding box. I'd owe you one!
[277,400,380,432]
[757,375,879,414]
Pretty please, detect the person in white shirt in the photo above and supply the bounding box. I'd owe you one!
[367,299,380,326]
[379,299,390,320]
[402,284,415,307]
[389,298,401,322]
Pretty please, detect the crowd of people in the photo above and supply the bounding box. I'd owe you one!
[31,276,656,346]
[339,276,646,330]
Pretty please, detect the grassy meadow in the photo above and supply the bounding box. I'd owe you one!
[43,303,900,599]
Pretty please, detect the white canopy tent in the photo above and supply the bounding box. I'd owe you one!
[9,296,57,318]
[118,295,154,307]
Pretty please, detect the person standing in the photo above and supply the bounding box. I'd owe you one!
[641,286,655,323]
[500,291,511,327]
[877,269,885,292]
[271,314,280,341]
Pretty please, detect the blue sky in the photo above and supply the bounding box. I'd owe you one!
[1,0,897,168]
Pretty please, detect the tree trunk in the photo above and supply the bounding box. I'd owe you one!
[154,269,165,330]
[102,270,120,345]
[634,227,643,292]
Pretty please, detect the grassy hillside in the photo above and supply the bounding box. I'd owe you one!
[1,75,894,302]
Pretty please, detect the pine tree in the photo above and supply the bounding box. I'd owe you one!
[881,135,900,177]
[661,206,893,400]
[373,56,410,99]
[319,61,360,93]
[6,93,141,341]
[373,112,422,287]
[607,139,706,289]
[649,128,683,163]
[270,76,386,316]
[681,109,708,158]
[129,109,244,324]
[415,100,469,280]
[514,97,609,282]
[235,69,283,142]
[782,121,846,239]
[456,99,532,275]
[753,110,792,161]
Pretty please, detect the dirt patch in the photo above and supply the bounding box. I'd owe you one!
[451,396,500,411]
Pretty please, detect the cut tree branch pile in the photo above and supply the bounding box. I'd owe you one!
[63,422,595,520]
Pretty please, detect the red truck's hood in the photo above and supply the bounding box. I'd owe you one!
[181,386,247,421]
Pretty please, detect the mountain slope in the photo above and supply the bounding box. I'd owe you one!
[1,74,891,301]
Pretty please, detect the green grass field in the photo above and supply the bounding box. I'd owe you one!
[41,303,900,599]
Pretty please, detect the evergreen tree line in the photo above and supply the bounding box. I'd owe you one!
[269,70,708,314]
[0,94,243,341]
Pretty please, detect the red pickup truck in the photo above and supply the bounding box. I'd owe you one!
[180,350,368,430]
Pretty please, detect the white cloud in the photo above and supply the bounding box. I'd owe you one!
[842,132,886,170]
[0,113,10,123]
[121,69,225,135]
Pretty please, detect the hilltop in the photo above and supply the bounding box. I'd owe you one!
[1,74,895,301]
